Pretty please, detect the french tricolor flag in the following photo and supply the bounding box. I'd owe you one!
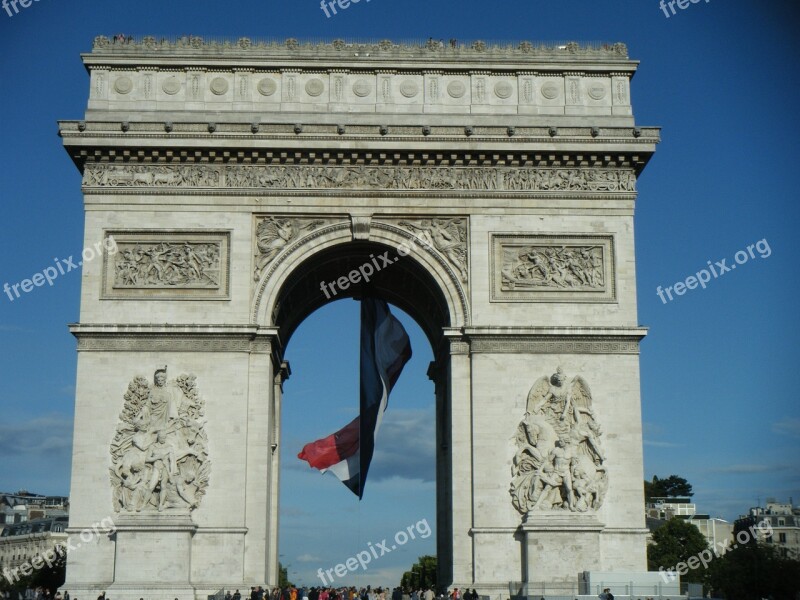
[298,298,412,498]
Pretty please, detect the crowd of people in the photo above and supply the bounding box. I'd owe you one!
[1,586,481,600]
[229,586,480,600]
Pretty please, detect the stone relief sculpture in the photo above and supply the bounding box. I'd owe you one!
[110,368,210,513]
[510,367,608,514]
[83,164,636,194]
[114,242,221,288]
[254,216,327,280]
[501,245,604,291]
[398,219,468,282]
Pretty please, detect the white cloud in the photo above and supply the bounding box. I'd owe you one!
[772,418,800,438]
[643,440,683,448]
[296,553,322,563]
[0,415,73,455]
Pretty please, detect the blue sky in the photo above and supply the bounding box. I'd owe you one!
[1,0,799,587]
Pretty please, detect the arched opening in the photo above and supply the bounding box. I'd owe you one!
[262,238,465,588]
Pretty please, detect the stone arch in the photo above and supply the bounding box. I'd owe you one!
[253,220,469,346]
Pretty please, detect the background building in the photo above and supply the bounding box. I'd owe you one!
[645,498,733,549]
[0,516,69,574]
[735,499,800,559]
[0,492,69,534]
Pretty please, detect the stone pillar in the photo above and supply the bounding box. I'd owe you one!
[266,357,290,586]
[447,331,474,588]
[243,335,276,585]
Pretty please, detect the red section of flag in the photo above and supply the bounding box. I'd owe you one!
[297,415,360,471]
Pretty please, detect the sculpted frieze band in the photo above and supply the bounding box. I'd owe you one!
[83,164,636,193]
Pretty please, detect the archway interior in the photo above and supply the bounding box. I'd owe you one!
[273,241,451,586]
[273,241,451,351]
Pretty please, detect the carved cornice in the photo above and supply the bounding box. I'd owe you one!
[60,120,660,146]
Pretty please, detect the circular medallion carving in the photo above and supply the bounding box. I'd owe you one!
[114,76,133,95]
[447,80,466,98]
[162,77,181,95]
[257,78,277,96]
[494,81,513,99]
[541,82,561,100]
[353,79,372,98]
[588,82,606,100]
[400,80,419,98]
[305,78,325,97]
[210,77,229,95]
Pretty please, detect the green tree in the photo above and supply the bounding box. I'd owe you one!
[0,546,66,593]
[706,541,800,600]
[278,562,294,588]
[400,555,437,590]
[644,475,693,501]
[647,518,708,583]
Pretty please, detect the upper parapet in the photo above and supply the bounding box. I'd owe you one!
[82,37,640,122]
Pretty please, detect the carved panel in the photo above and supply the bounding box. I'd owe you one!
[395,218,469,284]
[253,216,337,281]
[102,231,230,300]
[510,368,608,515]
[110,368,210,514]
[491,234,615,303]
[83,163,636,194]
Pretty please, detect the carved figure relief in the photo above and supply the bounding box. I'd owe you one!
[114,242,221,288]
[510,367,608,514]
[102,232,230,300]
[110,368,210,513]
[83,163,636,193]
[254,216,329,281]
[491,235,615,302]
[501,245,604,290]
[398,219,468,283]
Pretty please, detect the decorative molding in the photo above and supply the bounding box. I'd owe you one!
[102,231,230,300]
[491,234,616,303]
[468,337,640,355]
[91,36,630,60]
[70,324,276,354]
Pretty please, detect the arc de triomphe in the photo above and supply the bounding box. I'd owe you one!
[59,37,658,600]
